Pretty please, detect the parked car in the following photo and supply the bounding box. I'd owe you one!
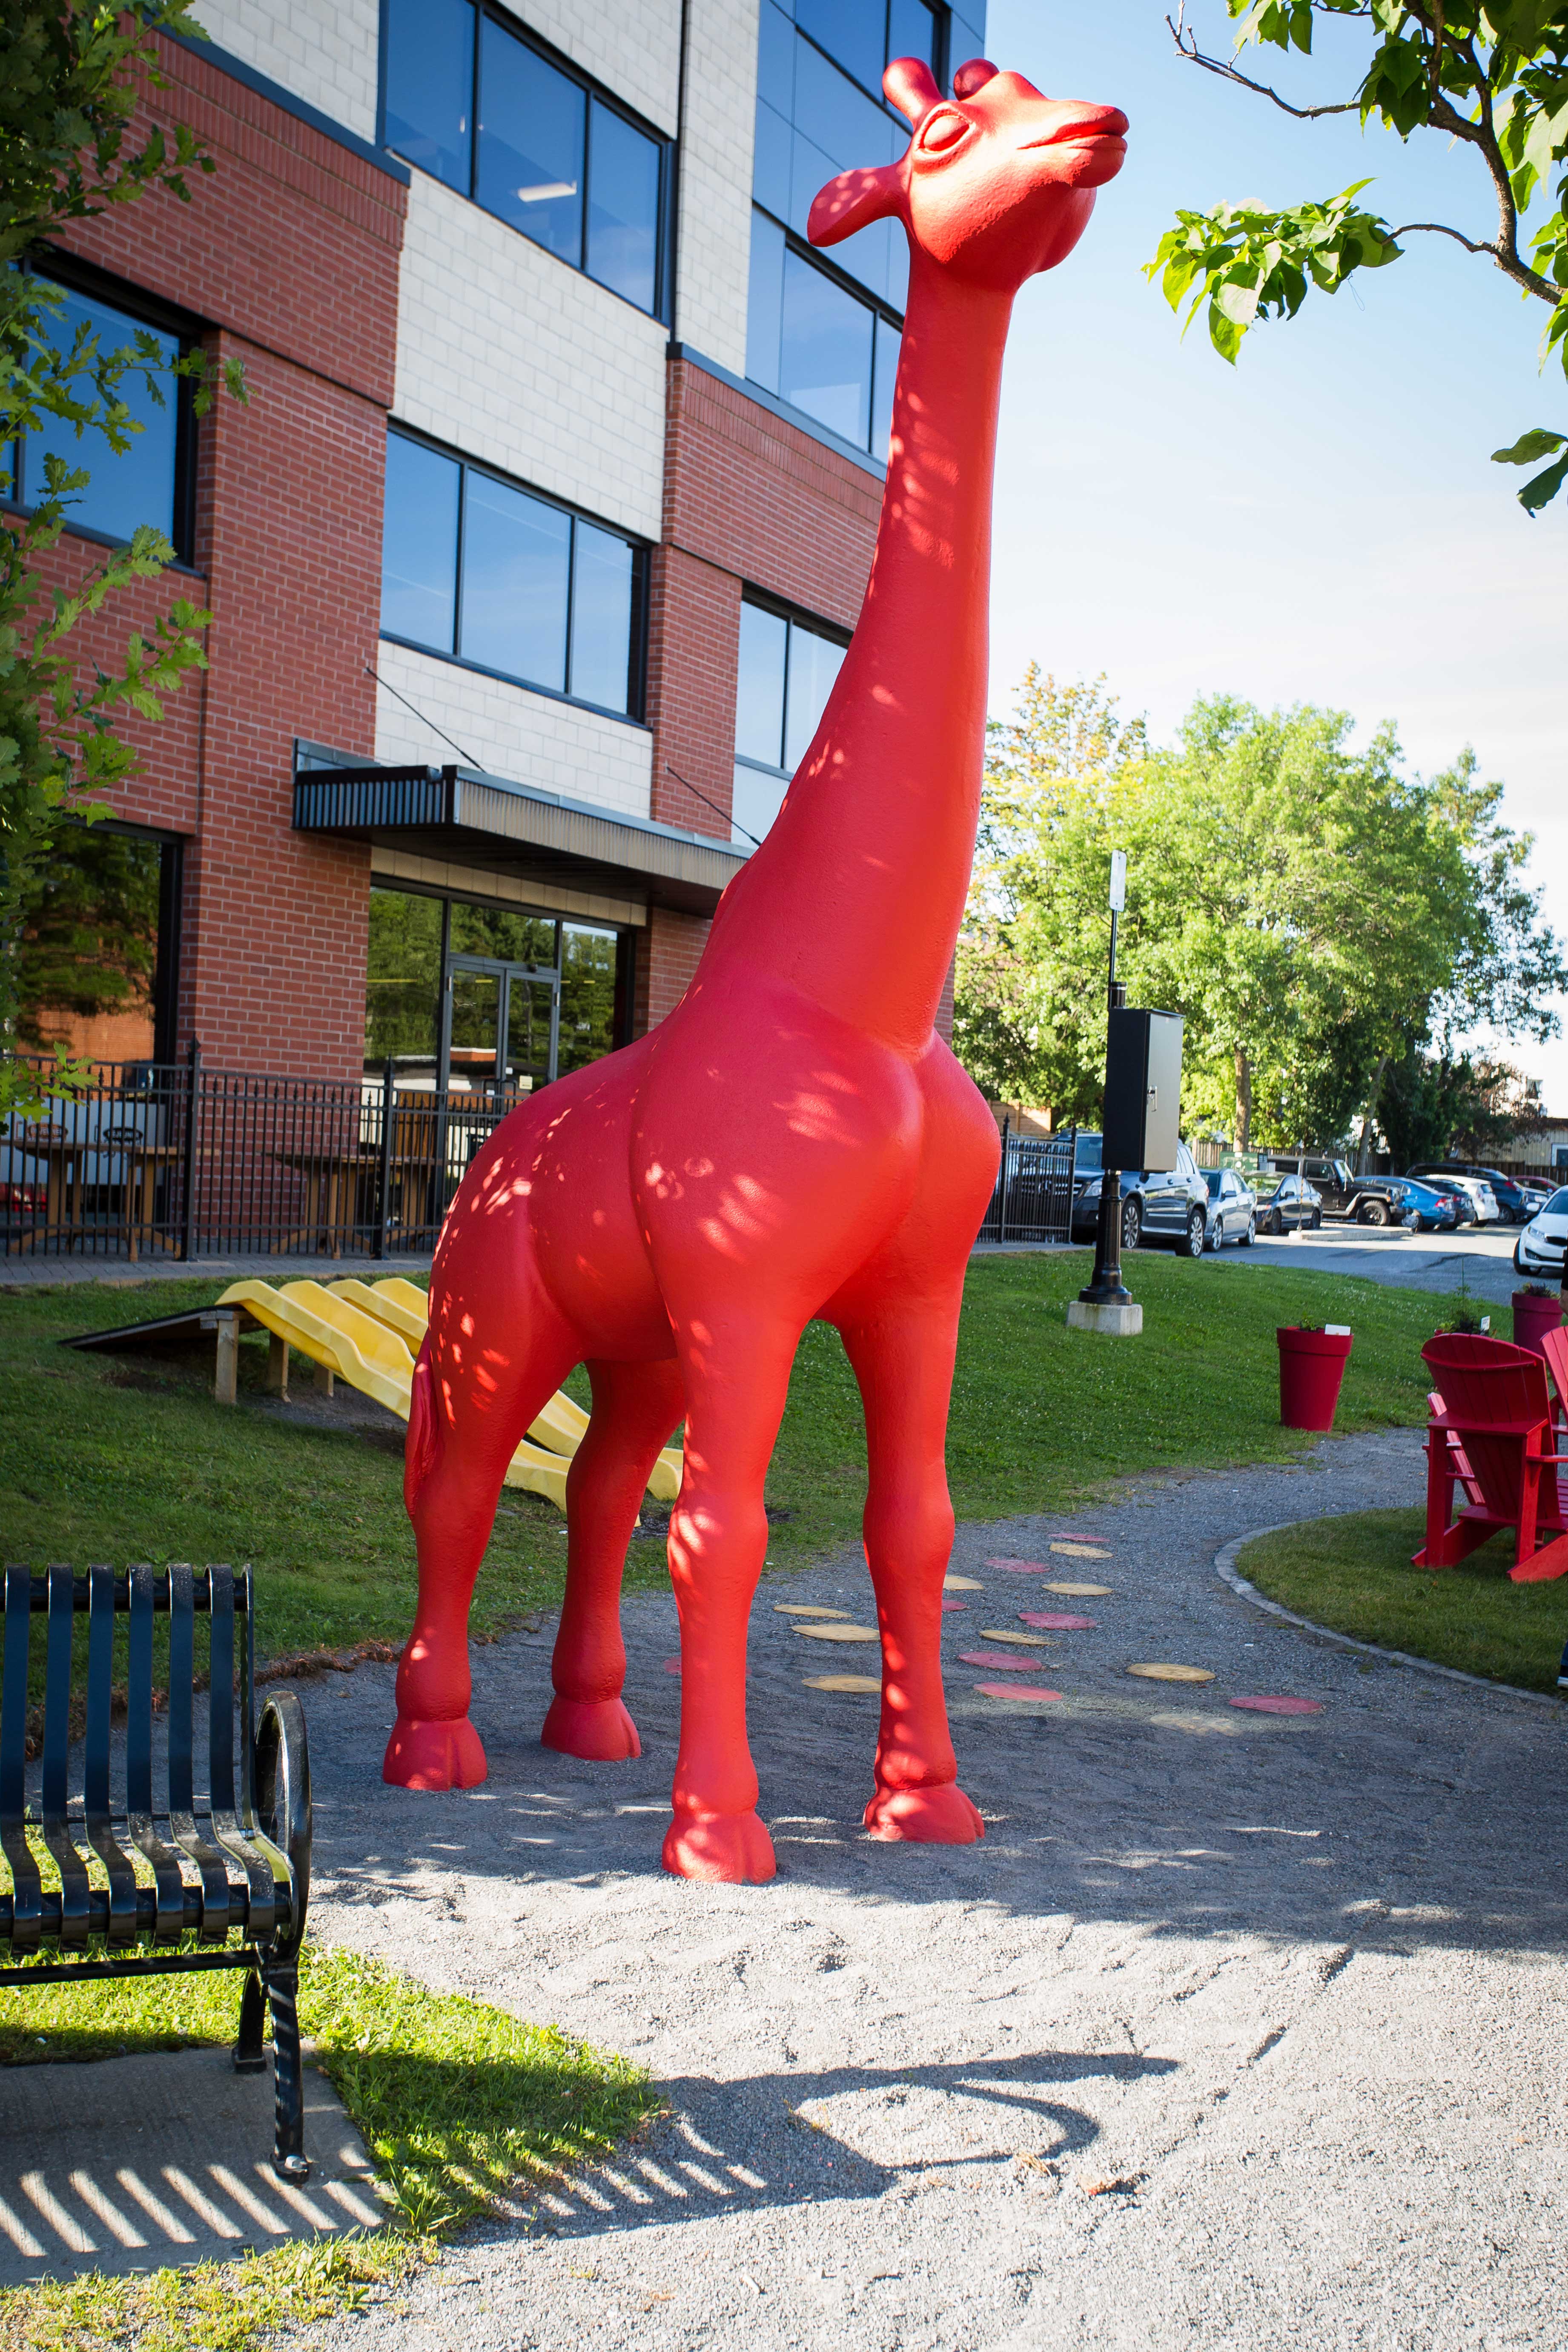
[1398,1176,1461,1233]
[1069,1136,1213,1257]
[1413,1174,1482,1226]
[1514,1186,1568,1279]
[1263,1155,1405,1226]
[1408,1160,1533,1224]
[1252,1171,1321,1235]
[1202,1166,1256,1248]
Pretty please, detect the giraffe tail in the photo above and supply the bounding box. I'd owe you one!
[404,1336,440,1517]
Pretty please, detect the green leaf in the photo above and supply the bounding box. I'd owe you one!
[1516,449,1568,512]
[1491,426,1568,462]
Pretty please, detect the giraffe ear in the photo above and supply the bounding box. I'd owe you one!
[807,162,905,249]
[884,55,942,127]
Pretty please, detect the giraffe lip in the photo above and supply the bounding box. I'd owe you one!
[1022,108,1128,151]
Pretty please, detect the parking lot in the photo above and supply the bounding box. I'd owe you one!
[1236,1218,1530,1305]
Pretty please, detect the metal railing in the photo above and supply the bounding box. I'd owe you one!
[1,1051,525,1261]
[977,1126,1078,1245]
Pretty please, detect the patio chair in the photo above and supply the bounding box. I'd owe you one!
[1541,1324,1568,1442]
[1416,1333,1568,1582]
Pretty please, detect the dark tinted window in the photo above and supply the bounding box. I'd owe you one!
[19,278,182,546]
[732,597,848,844]
[383,0,473,190]
[1546,1188,1568,1215]
[586,101,661,312]
[460,469,571,689]
[365,887,444,1078]
[381,434,461,649]
[476,18,584,265]
[384,5,665,316]
[559,923,619,1075]
[381,430,642,716]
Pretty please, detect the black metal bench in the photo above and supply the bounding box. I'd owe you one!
[0,1563,313,2180]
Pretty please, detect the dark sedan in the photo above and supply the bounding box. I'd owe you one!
[1253,1173,1321,1236]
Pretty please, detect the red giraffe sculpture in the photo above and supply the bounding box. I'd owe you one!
[384,55,1127,1883]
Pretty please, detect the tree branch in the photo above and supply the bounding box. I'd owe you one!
[1164,9,1359,119]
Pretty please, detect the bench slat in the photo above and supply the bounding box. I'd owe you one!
[85,1564,141,1946]
[43,1565,92,1948]
[167,1566,233,1942]
[1,1567,42,1954]
[207,1569,278,1942]
[127,1564,187,1942]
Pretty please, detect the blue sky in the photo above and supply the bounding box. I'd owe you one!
[982,0,1568,1113]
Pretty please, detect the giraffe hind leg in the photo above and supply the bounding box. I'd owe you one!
[543,1356,685,1761]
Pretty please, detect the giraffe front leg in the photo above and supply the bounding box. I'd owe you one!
[840,1293,983,1846]
[543,1357,685,1762]
[659,1325,799,1884]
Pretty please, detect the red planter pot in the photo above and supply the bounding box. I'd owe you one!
[1511,1288,1564,1360]
[1277,1325,1353,1431]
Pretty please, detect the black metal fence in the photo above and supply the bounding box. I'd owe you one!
[977,1126,1078,1245]
[1,1051,525,1262]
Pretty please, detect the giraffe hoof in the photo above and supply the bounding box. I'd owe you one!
[540,1694,642,1761]
[382,1714,488,1791]
[864,1781,984,1844]
[661,1809,776,1884]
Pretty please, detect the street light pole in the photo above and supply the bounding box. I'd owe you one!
[1080,851,1131,1309]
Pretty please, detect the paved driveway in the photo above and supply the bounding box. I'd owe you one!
[1234,1222,1528,1305]
[307,1428,1567,2352]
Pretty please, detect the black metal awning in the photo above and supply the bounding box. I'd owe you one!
[292,758,747,915]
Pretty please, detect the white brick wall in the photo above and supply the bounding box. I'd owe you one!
[393,175,666,542]
[374,640,653,822]
[523,0,681,135]
[676,0,757,373]
[189,0,379,142]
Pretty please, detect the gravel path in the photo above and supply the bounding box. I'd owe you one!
[304,1427,1568,2351]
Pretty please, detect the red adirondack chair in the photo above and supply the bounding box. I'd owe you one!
[1541,1323,1568,1443]
[1416,1332,1568,1582]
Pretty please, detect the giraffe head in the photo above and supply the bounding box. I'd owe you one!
[807,57,1126,293]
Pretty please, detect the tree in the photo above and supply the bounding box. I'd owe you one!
[955,671,1565,1152]
[0,1,242,1118]
[1377,1043,1534,1165]
[1149,2,1568,512]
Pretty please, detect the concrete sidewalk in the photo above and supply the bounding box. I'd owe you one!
[294,1426,1568,2351]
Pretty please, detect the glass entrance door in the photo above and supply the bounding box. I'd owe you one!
[444,957,559,1093]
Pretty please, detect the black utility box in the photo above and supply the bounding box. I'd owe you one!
[1104,1008,1183,1173]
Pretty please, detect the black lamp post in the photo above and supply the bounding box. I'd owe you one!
[1080,850,1132,1310]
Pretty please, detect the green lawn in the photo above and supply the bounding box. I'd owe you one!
[0,1940,659,2351]
[0,1251,1469,1671]
[1236,1509,1568,1693]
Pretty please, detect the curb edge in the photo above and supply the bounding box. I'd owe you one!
[1213,1523,1562,1711]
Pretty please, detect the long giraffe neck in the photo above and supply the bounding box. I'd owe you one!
[703,255,1014,1054]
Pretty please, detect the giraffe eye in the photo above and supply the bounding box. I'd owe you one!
[918,109,970,154]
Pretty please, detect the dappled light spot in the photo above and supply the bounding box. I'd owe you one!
[1019,1611,1097,1631]
[1230,1695,1324,1715]
[987,1557,1049,1575]
[1046,1582,1112,1597]
[803,1674,880,1693]
[939,1598,967,1612]
[960,1649,1047,1672]
[1127,1664,1215,1684]
[944,1575,983,1590]
[975,1682,1061,1705]
[795,1623,879,1644]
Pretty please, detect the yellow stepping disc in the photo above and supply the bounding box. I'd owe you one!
[944,1575,983,1591]
[804,1673,880,1693]
[1051,1542,1110,1559]
[796,1623,879,1643]
[979,1628,1053,1648]
[1126,1663,1215,1684]
[1046,1581,1112,1597]
[774,1604,849,1618]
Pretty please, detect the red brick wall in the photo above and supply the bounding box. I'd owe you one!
[634,906,711,1035]
[26,35,406,1078]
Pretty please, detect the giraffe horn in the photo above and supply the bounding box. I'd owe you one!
[952,58,1000,97]
[883,55,943,128]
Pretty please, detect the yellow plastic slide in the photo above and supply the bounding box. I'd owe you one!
[330,1278,684,1503]
[216,1279,570,1511]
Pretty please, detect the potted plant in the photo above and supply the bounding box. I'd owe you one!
[1511,1281,1563,1360]
[1276,1322,1353,1431]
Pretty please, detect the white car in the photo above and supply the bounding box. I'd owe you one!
[1445,1175,1500,1222]
[1514,1187,1568,1279]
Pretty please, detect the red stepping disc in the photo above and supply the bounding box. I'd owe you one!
[664,1657,681,1674]
[939,1598,968,1612]
[1228,1695,1324,1715]
[1018,1611,1097,1631]
[959,1649,1048,1672]
[975,1682,1062,1703]
[986,1557,1049,1575]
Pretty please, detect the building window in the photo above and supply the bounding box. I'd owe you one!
[4,271,192,557]
[731,594,848,846]
[381,0,667,318]
[379,429,647,719]
[747,0,983,456]
[365,885,628,1091]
